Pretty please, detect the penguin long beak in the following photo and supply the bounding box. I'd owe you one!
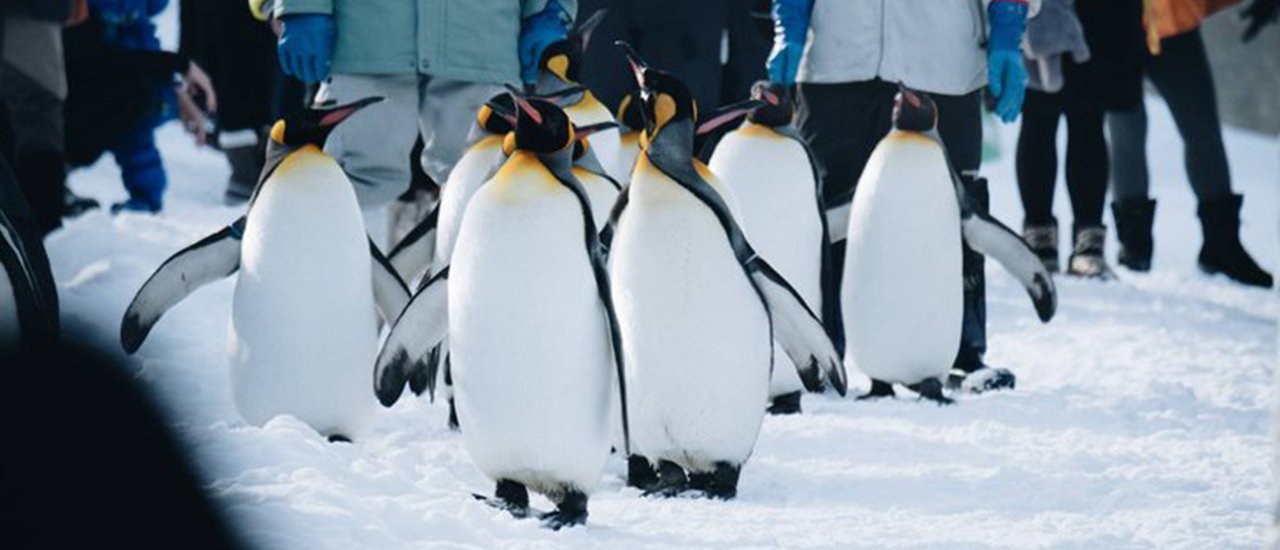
[484,98,518,126]
[573,121,620,142]
[615,41,649,90]
[695,98,766,136]
[317,96,384,128]
[503,84,544,124]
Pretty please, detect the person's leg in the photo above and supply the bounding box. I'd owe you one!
[314,73,420,209]
[1014,89,1063,272]
[796,80,894,353]
[417,77,501,185]
[1107,103,1157,271]
[109,126,166,213]
[1063,104,1113,278]
[1146,28,1272,287]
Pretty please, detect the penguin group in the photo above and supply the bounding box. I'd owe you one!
[117,32,1057,531]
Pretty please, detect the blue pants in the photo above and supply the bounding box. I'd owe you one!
[109,125,166,210]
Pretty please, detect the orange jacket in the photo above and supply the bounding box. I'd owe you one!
[1144,0,1242,52]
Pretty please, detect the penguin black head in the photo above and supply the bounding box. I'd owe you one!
[537,10,607,84]
[476,93,516,135]
[615,91,646,132]
[892,86,938,133]
[503,86,575,155]
[617,42,697,141]
[746,81,793,127]
[268,96,384,151]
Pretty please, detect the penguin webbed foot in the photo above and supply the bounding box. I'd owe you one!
[950,367,1017,394]
[906,378,954,405]
[856,379,896,401]
[767,391,802,415]
[687,462,740,500]
[539,490,588,530]
[476,479,531,519]
[627,454,659,490]
[641,460,689,498]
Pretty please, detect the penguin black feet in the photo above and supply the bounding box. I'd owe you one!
[856,379,896,401]
[627,454,659,490]
[474,479,531,518]
[447,397,460,432]
[906,378,954,405]
[947,367,1017,394]
[688,462,741,500]
[540,490,588,530]
[326,434,352,443]
[767,392,802,415]
[641,460,688,498]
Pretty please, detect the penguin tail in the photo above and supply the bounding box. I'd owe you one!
[748,258,849,396]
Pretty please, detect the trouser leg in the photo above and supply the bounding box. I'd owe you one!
[417,77,501,185]
[1106,104,1150,201]
[315,74,420,208]
[932,90,985,369]
[1015,89,1063,226]
[1063,105,1108,227]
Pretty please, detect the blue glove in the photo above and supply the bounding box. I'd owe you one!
[278,14,336,84]
[89,0,152,23]
[766,0,814,85]
[518,1,571,85]
[987,0,1028,123]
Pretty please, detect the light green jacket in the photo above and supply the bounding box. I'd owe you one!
[275,0,577,84]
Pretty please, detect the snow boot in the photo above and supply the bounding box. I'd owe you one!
[111,198,161,215]
[62,189,100,219]
[223,144,262,205]
[1067,224,1114,280]
[1111,198,1155,272]
[1197,194,1272,288]
[1021,218,1059,273]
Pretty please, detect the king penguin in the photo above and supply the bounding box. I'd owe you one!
[614,90,645,183]
[120,98,411,441]
[603,44,847,499]
[0,154,59,356]
[841,87,1056,404]
[535,10,627,184]
[373,92,627,530]
[706,81,832,416]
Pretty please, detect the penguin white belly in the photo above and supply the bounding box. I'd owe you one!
[565,100,624,183]
[435,137,506,269]
[228,149,377,437]
[617,132,642,184]
[709,127,824,399]
[611,160,771,472]
[572,167,620,230]
[842,134,963,384]
[450,155,612,495]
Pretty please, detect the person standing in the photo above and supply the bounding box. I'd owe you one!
[1016,0,1144,279]
[1107,0,1275,288]
[268,0,577,223]
[770,0,1039,390]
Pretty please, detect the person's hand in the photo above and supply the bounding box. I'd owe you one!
[986,0,1029,123]
[766,0,813,85]
[182,60,217,113]
[277,13,336,84]
[518,1,570,85]
[177,88,211,147]
[1241,0,1278,43]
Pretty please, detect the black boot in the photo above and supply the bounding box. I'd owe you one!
[1111,199,1155,272]
[1197,194,1273,288]
[1067,224,1115,280]
[1021,218,1059,273]
[223,144,262,205]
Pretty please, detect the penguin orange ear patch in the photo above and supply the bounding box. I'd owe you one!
[269,120,287,144]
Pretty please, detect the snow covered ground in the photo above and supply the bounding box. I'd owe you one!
[52,12,1279,546]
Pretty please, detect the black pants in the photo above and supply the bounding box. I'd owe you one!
[1108,27,1231,203]
[1016,89,1108,228]
[797,79,987,368]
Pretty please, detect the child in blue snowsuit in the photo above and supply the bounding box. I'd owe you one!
[89,0,174,213]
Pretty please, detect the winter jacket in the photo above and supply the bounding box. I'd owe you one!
[1023,0,1089,92]
[1146,0,1241,42]
[798,0,1041,96]
[272,0,577,85]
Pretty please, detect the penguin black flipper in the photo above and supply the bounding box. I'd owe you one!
[368,238,411,324]
[550,163,632,455]
[120,217,246,353]
[961,212,1057,322]
[0,156,59,348]
[599,184,630,252]
[386,202,439,282]
[646,152,848,396]
[373,266,450,407]
[926,130,1057,323]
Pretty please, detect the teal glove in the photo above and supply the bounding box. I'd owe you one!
[278,14,336,84]
[519,1,571,85]
[766,0,813,85]
[987,0,1028,123]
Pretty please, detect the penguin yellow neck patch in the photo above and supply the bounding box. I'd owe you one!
[548,54,571,81]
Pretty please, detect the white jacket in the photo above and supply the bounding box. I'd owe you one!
[798,0,1041,95]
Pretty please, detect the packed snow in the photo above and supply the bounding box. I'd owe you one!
[50,10,1278,548]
